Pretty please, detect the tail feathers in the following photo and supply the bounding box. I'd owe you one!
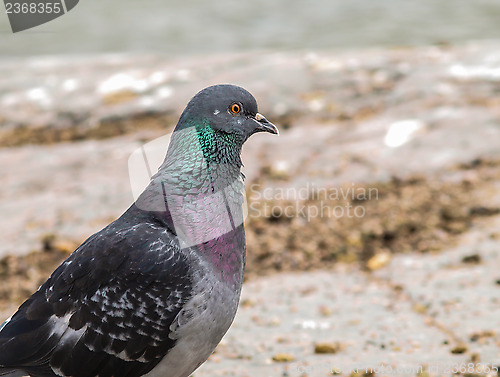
[0,368,25,377]
[0,318,24,376]
[0,296,59,377]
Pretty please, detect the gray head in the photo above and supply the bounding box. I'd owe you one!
[175,84,278,146]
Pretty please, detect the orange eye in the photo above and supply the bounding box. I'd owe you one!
[230,103,241,114]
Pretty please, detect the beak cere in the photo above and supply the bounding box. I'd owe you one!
[254,113,279,135]
[255,113,265,121]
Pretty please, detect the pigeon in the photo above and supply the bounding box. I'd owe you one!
[0,84,278,377]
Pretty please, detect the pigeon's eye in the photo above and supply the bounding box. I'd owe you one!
[230,103,241,114]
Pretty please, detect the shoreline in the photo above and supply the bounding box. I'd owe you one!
[1,41,500,146]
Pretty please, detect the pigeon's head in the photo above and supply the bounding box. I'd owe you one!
[177,84,278,147]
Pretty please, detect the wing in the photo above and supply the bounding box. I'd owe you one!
[0,208,193,377]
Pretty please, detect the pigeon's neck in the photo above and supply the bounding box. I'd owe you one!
[194,122,244,192]
[161,121,244,190]
[195,122,243,168]
[138,122,246,217]
[134,121,247,284]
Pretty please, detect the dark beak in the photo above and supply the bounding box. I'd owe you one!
[253,113,279,135]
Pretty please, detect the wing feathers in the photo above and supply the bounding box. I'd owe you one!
[0,213,193,377]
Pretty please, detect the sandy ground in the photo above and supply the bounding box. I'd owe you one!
[195,217,500,377]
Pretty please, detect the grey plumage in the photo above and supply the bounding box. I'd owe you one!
[0,85,278,377]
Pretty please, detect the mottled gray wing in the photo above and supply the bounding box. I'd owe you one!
[0,214,192,377]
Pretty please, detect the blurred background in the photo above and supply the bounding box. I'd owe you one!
[2,0,500,56]
[1,1,500,376]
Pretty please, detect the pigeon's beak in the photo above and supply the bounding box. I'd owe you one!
[253,113,279,135]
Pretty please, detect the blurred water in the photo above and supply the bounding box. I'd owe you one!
[0,0,500,57]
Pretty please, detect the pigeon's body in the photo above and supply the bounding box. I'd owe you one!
[0,85,277,377]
